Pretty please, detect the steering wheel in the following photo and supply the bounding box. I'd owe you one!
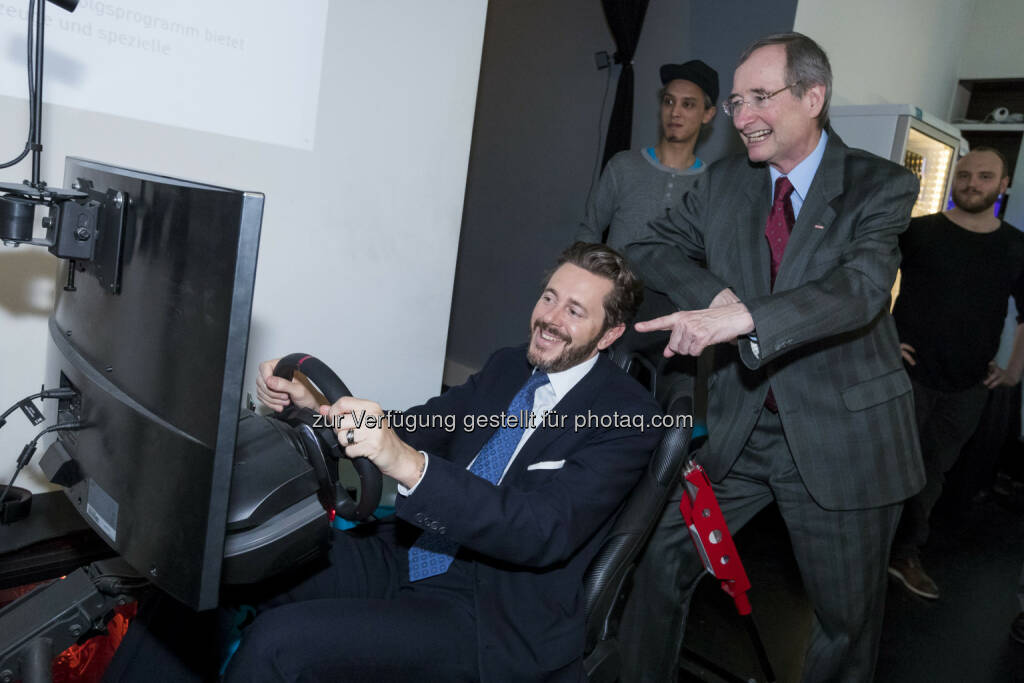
[271,353,383,522]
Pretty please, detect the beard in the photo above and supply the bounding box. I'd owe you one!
[953,186,1000,214]
[526,321,603,373]
[661,126,695,145]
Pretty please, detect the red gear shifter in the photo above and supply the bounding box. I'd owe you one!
[679,459,776,682]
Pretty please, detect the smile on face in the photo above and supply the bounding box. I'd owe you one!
[729,44,824,174]
[527,264,624,373]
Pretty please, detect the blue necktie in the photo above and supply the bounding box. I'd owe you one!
[408,371,549,581]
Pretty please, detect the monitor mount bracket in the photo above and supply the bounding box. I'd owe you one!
[0,180,129,294]
[0,0,128,294]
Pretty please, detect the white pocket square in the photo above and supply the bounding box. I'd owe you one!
[526,459,566,471]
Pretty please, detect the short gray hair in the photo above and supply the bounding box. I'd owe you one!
[738,32,832,129]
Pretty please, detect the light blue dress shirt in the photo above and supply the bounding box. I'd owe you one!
[749,128,829,355]
[767,129,829,219]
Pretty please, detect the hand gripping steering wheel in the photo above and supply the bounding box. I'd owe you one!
[271,353,383,522]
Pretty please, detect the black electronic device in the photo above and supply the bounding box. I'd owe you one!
[32,162,383,608]
[220,353,383,585]
[40,157,265,610]
[0,158,385,680]
[268,353,383,524]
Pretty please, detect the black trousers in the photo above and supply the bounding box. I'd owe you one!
[1019,560,1024,613]
[106,521,479,683]
[892,378,988,558]
[617,409,901,683]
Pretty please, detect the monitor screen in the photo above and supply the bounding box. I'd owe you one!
[42,157,263,610]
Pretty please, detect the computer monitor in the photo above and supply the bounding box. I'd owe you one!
[41,157,263,610]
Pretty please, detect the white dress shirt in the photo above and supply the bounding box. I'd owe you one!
[399,352,599,495]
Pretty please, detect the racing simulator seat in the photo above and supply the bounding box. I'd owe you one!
[581,341,696,682]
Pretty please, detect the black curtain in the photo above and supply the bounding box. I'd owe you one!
[600,0,650,167]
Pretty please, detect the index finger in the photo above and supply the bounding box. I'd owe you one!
[635,312,682,333]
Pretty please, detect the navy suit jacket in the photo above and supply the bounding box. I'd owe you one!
[394,346,661,682]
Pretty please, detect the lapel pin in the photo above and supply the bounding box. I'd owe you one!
[814,224,825,230]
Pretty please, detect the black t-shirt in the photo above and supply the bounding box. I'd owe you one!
[893,212,1024,392]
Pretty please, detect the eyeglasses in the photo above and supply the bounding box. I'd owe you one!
[721,83,799,117]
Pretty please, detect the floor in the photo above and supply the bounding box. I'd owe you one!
[4,466,1021,683]
[677,482,1024,683]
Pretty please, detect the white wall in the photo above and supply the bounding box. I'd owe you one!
[0,0,330,150]
[959,0,1024,79]
[794,0,977,120]
[0,1,487,493]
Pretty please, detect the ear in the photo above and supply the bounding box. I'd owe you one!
[804,83,826,120]
[1000,175,1010,195]
[702,104,717,125]
[596,323,626,351]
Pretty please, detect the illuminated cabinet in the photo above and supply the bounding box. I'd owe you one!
[830,105,965,303]
[830,104,963,216]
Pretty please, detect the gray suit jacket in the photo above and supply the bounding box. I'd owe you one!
[627,132,925,510]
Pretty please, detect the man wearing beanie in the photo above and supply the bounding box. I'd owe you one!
[575,60,720,414]
[575,59,719,251]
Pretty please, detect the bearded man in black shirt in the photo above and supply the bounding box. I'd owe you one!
[889,147,1024,599]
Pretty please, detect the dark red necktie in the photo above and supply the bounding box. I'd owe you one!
[765,176,795,290]
[764,176,794,413]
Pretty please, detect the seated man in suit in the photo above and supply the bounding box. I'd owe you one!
[218,242,661,681]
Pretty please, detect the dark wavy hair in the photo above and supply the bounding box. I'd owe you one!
[550,242,644,331]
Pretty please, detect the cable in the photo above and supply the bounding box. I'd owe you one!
[0,386,78,430]
[27,0,36,97]
[0,420,84,509]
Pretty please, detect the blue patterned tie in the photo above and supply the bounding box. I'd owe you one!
[408,371,549,581]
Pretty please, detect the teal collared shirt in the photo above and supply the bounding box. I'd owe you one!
[646,147,703,170]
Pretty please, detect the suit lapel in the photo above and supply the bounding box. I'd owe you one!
[741,169,773,297]
[502,353,613,482]
[775,133,845,292]
[458,350,533,469]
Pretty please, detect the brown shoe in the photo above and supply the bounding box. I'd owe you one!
[888,556,939,599]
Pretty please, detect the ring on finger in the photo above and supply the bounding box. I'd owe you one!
[345,429,356,446]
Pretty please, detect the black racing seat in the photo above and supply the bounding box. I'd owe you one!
[582,346,695,682]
